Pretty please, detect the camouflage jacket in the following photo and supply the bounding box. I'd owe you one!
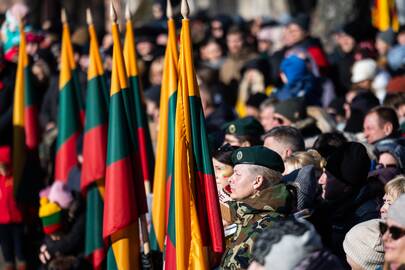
[220,184,289,269]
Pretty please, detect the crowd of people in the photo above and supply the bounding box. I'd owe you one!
[0,1,405,270]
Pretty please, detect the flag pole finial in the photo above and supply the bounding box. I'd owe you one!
[110,2,118,22]
[181,0,189,19]
[61,8,67,24]
[86,8,93,25]
[125,4,131,20]
[166,0,173,19]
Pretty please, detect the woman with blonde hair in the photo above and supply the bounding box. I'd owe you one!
[380,175,405,219]
[283,149,325,175]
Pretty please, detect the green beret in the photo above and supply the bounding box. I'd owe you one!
[231,146,285,173]
[224,116,264,137]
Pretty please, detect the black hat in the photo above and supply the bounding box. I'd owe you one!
[325,142,371,187]
[246,93,268,109]
[232,146,284,173]
[144,85,161,107]
[274,98,306,123]
[287,14,310,32]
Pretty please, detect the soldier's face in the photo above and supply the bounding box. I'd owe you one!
[228,164,256,200]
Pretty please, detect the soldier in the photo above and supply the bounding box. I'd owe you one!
[220,146,290,269]
[223,116,264,147]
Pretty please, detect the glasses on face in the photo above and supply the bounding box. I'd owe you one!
[376,163,398,169]
[379,222,405,240]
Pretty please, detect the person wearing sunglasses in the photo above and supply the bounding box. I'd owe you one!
[379,194,405,270]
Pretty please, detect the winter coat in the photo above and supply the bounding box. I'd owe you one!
[294,249,343,270]
[0,62,16,146]
[220,184,290,270]
[0,174,23,224]
[311,180,382,264]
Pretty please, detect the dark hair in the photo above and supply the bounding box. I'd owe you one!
[368,106,399,132]
[252,218,308,266]
[226,25,244,37]
[212,144,238,165]
[312,132,348,159]
[262,126,305,152]
[235,134,263,146]
[384,93,405,110]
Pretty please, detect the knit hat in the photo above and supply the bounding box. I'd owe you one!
[0,146,11,165]
[343,219,385,270]
[39,197,62,235]
[374,139,405,171]
[287,14,310,32]
[252,218,322,269]
[325,142,371,187]
[274,97,307,123]
[351,59,377,83]
[48,181,73,209]
[377,29,395,46]
[387,194,405,227]
[387,45,405,72]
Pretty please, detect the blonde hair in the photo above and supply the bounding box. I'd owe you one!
[385,175,405,200]
[284,149,325,172]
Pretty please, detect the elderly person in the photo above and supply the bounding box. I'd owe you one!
[220,146,290,269]
[380,194,405,269]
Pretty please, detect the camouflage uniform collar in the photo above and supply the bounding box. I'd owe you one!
[230,183,289,222]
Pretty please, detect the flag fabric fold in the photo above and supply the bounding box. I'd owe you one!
[54,21,84,183]
[372,0,399,31]
[150,17,178,252]
[12,22,39,197]
[123,18,155,194]
[165,18,225,270]
[82,20,109,269]
[103,18,142,270]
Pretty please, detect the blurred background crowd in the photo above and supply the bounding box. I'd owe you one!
[1,0,405,269]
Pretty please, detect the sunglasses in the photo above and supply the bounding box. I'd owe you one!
[376,163,398,169]
[379,222,405,240]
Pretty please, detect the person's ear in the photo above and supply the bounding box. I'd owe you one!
[383,122,393,136]
[253,175,264,190]
[284,148,293,159]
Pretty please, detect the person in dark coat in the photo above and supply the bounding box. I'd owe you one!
[0,57,16,146]
[312,142,381,266]
[248,218,342,270]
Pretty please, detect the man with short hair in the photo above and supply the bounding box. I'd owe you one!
[259,97,278,132]
[363,106,400,145]
[220,146,290,269]
[263,126,305,160]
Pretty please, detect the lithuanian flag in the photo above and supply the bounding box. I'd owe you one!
[103,6,141,269]
[123,13,155,193]
[81,10,109,269]
[372,0,399,31]
[13,22,39,197]
[54,10,84,183]
[150,8,178,252]
[165,6,225,269]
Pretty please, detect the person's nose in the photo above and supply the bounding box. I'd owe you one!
[318,173,327,185]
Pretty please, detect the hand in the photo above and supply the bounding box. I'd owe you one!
[39,244,51,264]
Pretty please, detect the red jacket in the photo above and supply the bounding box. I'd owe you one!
[0,174,23,224]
